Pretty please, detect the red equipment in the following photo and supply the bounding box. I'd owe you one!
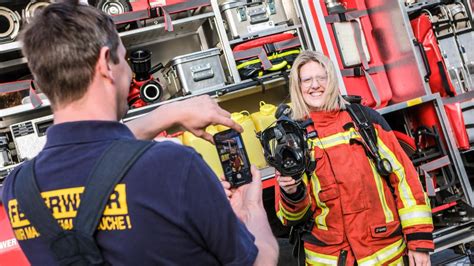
[410,103,470,151]
[411,14,457,98]
[320,0,393,108]
[232,33,301,78]
[127,49,165,109]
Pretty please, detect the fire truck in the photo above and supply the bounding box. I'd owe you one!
[0,0,473,264]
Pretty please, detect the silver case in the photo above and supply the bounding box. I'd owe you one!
[164,48,226,95]
[220,0,288,39]
[437,37,471,94]
[10,115,53,161]
[455,31,474,89]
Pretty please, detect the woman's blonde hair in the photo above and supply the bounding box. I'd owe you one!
[289,50,347,120]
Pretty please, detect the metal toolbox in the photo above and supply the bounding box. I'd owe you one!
[219,0,289,40]
[163,48,226,95]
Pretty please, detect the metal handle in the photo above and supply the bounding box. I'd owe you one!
[191,64,214,81]
[413,39,431,82]
[249,6,269,24]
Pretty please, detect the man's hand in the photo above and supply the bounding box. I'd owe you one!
[408,250,431,266]
[221,165,263,222]
[221,165,279,266]
[173,95,243,143]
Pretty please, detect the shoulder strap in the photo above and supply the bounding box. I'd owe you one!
[345,103,378,156]
[14,158,64,238]
[14,140,153,265]
[74,140,153,234]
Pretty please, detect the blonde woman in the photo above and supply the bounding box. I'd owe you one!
[276,51,433,266]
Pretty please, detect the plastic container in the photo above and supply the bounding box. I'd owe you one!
[218,111,267,168]
[250,101,277,132]
[182,126,223,177]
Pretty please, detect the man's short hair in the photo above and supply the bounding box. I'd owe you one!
[20,1,120,108]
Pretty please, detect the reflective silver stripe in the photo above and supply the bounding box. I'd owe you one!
[398,205,433,227]
[305,249,338,265]
[358,239,406,266]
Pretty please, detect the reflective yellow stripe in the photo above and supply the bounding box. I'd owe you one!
[398,205,433,228]
[388,254,404,266]
[309,128,360,149]
[358,239,406,266]
[377,137,417,207]
[406,97,423,107]
[277,201,311,221]
[305,249,338,265]
[368,160,394,223]
[311,173,329,230]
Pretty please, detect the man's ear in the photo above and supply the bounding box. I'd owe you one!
[97,46,113,80]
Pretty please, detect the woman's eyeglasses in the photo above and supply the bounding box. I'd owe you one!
[300,76,328,88]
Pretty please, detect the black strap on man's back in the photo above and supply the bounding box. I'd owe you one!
[14,140,153,266]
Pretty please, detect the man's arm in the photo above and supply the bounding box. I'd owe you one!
[126,95,242,141]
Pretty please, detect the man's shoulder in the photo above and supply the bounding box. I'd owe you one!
[131,140,204,178]
[145,140,197,160]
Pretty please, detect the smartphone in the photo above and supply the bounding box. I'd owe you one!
[214,129,252,188]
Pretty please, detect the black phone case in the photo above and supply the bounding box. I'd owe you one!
[213,129,252,188]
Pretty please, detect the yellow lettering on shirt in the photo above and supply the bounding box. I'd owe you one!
[7,184,132,240]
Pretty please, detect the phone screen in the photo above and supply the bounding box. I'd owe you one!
[214,129,252,188]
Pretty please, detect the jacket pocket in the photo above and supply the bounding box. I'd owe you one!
[370,220,402,238]
[318,186,340,202]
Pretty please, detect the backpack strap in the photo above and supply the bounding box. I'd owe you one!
[14,140,154,265]
[345,103,393,178]
[346,103,378,148]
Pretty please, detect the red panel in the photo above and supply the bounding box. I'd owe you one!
[0,204,29,266]
[262,177,276,190]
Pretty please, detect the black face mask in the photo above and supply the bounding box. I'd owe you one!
[258,112,314,182]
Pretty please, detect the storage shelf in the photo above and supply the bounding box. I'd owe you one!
[228,24,302,46]
[0,57,27,73]
[123,71,289,121]
[120,12,214,48]
[0,41,21,54]
[377,93,440,115]
[0,12,215,71]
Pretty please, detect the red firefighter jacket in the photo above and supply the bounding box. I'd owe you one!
[275,108,434,265]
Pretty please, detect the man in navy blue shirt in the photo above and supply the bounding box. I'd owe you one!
[2,1,278,265]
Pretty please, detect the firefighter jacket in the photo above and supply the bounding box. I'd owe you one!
[275,108,434,265]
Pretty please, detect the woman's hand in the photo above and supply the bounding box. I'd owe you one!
[276,172,299,195]
[408,250,431,266]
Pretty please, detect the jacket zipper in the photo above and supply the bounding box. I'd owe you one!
[338,250,348,266]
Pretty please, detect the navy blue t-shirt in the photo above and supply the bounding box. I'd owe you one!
[2,121,258,265]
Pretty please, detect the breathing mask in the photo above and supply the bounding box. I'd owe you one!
[257,104,316,182]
